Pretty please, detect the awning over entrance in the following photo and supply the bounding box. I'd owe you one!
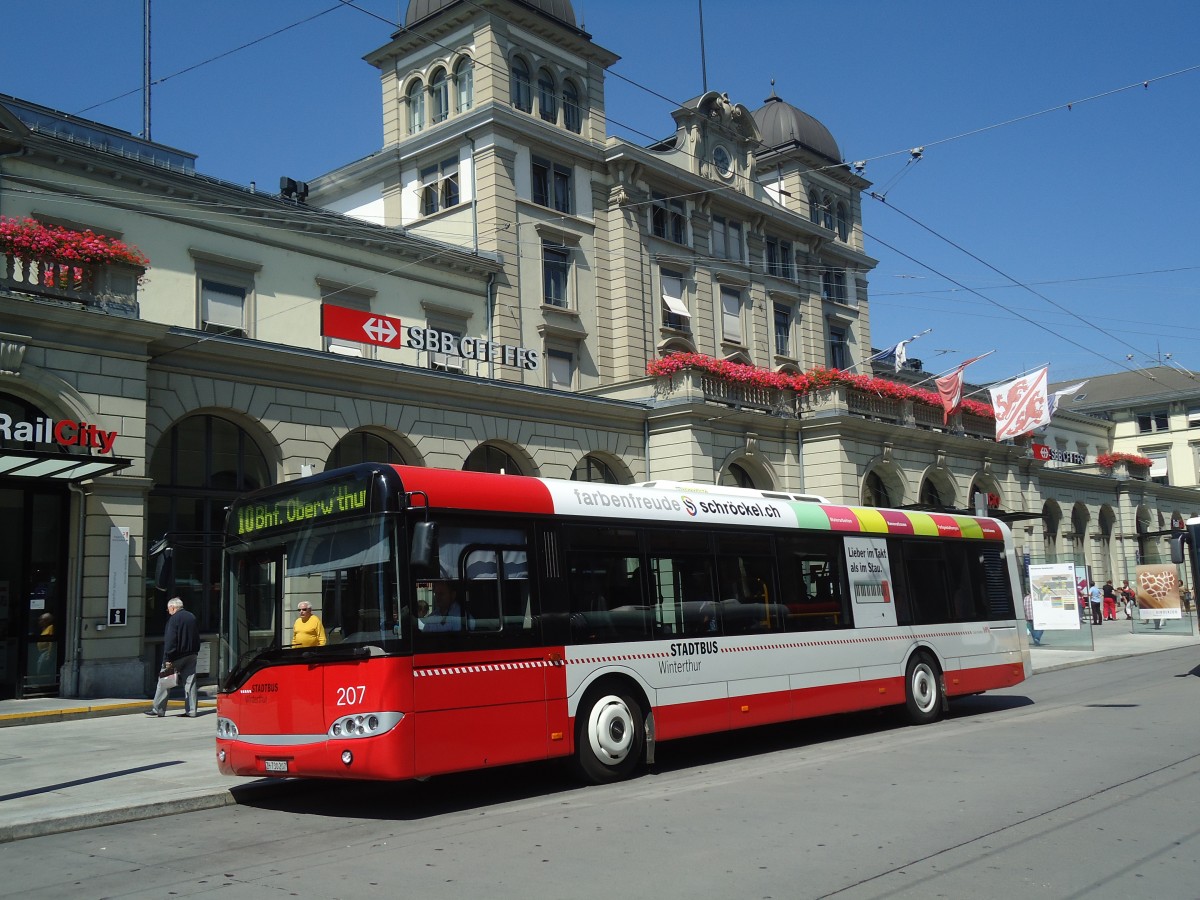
[0,447,132,482]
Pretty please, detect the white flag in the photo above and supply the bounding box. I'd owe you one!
[990,367,1051,441]
[1047,381,1087,418]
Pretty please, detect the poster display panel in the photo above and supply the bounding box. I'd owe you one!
[1028,562,1082,630]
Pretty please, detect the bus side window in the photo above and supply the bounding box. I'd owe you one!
[776,535,849,631]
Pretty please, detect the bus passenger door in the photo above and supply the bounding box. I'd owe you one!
[412,540,551,776]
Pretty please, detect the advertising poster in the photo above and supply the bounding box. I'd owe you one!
[843,537,897,627]
[1028,562,1082,630]
[1134,564,1183,620]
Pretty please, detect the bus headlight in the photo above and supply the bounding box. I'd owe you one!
[216,717,239,739]
[328,711,402,738]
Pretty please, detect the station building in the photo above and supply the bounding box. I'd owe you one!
[0,0,1194,698]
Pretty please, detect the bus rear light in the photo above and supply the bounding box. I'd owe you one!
[328,711,403,739]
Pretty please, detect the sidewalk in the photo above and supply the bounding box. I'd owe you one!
[1,623,1196,843]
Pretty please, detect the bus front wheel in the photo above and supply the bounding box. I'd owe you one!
[904,654,943,725]
[574,687,645,783]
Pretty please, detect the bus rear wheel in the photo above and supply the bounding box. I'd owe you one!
[574,687,645,784]
[904,654,943,725]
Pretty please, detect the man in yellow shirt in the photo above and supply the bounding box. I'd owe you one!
[292,603,327,648]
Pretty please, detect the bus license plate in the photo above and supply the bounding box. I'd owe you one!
[264,759,289,773]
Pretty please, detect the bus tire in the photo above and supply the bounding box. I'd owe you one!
[904,653,943,725]
[574,686,645,784]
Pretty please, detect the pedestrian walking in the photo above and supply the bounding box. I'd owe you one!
[145,597,200,718]
[1088,581,1103,625]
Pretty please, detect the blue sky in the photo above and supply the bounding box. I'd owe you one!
[3,1,1198,385]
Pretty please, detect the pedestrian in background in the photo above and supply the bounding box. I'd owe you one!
[145,597,200,718]
[1102,580,1117,621]
[1023,592,1043,646]
[1088,581,1103,625]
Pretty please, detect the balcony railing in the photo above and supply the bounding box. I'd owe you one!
[1,255,141,316]
[653,371,1001,442]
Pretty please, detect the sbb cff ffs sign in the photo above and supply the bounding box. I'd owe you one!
[321,305,403,348]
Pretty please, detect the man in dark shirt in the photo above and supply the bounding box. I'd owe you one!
[145,597,201,718]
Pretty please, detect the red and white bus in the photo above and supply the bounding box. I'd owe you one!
[214,464,1030,783]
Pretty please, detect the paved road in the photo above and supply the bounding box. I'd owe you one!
[1,647,1198,899]
[0,622,1195,845]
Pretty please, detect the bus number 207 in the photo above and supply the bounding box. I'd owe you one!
[336,686,366,706]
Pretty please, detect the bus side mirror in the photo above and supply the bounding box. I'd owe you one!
[1170,533,1188,566]
[411,521,438,571]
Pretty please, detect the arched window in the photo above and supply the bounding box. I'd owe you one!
[537,68,558,123]
[721,463,756,490]
[430,68,449,123]
[147,415,271,636]
[808,190,821,224]
[835,202,849,240]
[454,57,474,112]
[862,471,891,507]
[563,80,582,133]
[822,194,835,231]
[571,454,620,484]
[406,79,425,133]
[326,431,407,470]
[465,444,523,475]
[511,58,532,112]
[919,478,943,508]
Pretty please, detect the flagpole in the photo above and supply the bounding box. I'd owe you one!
[907,349,995,390]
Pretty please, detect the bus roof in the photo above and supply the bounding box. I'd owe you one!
[392,466,1006,541]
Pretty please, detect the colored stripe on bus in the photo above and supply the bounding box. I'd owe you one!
[396,466,555,515]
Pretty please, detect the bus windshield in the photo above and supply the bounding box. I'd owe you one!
[221,515,405,685]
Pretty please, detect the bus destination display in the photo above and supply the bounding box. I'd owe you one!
[233,480,368,537]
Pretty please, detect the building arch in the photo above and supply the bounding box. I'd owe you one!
[718,455,776,491]
[405,77,425,133]
[453,55,474,112]
[562,77,583,133]
[145,412,276,643]
[509,55,533,112]
[1135,503,1159,564]
[325,427,420,472]
[861,460,906,508]
[464,440,536,476]
[968,473,1002,514]
[571,451,632,485]
[917,466,957,510]
[1097,504,1117,582]
[429,66,450,124]
[1042,499,1063,564]
[1069,501,1090,569]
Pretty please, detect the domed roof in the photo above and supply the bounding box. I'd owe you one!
[405,0,576,28]
[752,89,841,163]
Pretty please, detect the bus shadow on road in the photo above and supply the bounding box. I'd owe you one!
[229,697,1033,822]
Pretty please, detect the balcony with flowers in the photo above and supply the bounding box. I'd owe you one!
[0,216,149,316]
[1095,452,1153,480]
[647,352,997,439]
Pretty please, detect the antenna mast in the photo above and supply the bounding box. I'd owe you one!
[143,0,152,140]
[698,0,708,93]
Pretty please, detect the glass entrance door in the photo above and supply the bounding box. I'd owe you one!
[0,487,67,699]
